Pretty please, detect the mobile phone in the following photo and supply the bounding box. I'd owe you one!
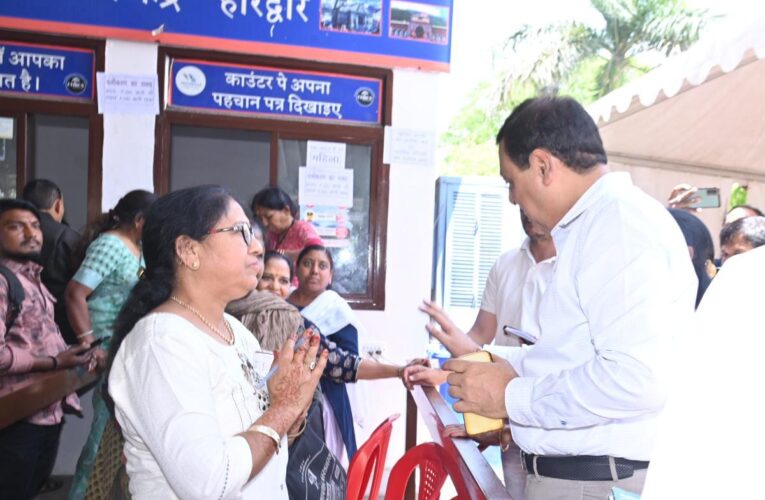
[689,187,721,209]
[502,325,538,344]
[457,350,504,436]
[84,337,105,351]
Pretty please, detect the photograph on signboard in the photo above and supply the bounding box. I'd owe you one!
[389,1,449,45]
[320,0,383,36]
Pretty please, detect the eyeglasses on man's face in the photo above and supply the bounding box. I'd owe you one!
[208,222,255,247]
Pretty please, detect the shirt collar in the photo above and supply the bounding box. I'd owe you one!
[0,256,43,279]
[553,171,632,234]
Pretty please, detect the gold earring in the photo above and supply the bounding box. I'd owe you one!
[191,261,200,270]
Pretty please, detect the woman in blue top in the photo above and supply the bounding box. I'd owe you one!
[286,245,368,465]
[65,189,156,499]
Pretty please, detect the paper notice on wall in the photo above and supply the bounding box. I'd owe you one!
[0,117,13,139]
[306,141,346,169]
[298,167,354,208]
[383,126,436,167]
[96,72,159,115]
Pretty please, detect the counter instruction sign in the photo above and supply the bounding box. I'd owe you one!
[0,40,95,101]
[169,59,382,124]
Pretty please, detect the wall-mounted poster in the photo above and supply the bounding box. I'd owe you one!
[389,1,450,45]
[0,1,453,71]
[320,0,382,37]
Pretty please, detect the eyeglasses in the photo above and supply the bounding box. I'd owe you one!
[208,223,255,247]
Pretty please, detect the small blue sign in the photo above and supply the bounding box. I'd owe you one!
[0,40,95,100]
[169,59,382,125]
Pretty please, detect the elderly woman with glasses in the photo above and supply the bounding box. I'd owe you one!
[107,186,326,499]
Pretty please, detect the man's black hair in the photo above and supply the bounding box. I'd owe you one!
[0,198,41,221]
[21,179,62,210]
[496,96,607,172]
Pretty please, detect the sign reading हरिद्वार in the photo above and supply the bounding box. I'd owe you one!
[298,167,354,208]
[96,73,159,115]
[0,0,453,71]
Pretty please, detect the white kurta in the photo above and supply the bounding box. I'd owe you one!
[109,312,289,500]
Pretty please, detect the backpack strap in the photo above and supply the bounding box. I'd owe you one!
[0,264,25,332]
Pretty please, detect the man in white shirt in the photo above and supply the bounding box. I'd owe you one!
[641,245,765,499]
[417,209,555,500]
[444,96,697,499]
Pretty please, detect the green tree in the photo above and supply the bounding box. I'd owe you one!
[440,0,710,175]
[498,0,709,101]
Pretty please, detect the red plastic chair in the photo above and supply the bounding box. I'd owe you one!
[384,442,473,500]
[346,414,400,500]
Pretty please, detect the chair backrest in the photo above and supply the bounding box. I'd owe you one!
[346,413,400,500]
[384,442,475,500]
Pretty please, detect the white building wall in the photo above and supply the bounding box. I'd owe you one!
[355,68,441,470]
[57,40,442,483]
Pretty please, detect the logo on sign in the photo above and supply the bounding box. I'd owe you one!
[354,87,375,107]
[64,74,88,95]
[175,65,206,97]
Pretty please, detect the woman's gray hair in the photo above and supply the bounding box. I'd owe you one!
[227,291,304,350]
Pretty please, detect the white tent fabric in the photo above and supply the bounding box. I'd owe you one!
[588,17,765,251]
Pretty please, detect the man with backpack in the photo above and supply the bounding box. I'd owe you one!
[0,199,92,500]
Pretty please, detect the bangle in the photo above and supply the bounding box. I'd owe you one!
[288,417,308,440]
[77,330,94,339]
[49,356,58,371]
[250,424,281,453]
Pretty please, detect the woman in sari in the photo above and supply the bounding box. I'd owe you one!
[66,190,156,499]
[251,187,323,266]
[286,245,367,464]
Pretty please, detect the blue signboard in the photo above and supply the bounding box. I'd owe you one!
[0,40,95,100]
[0,1,452,71]
[169,59,382,124]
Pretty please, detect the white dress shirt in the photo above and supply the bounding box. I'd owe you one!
[109,313,289,500]
[480,239,556,348]
[642,246,765,499]
[502,172,697,460]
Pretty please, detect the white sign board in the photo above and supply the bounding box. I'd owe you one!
[383,126,436,167]
[298,167,354,208]
[0,117,13,140]
[97,72,159,115]
[306,141,346,169]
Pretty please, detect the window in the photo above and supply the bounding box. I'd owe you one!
[155,48,391,309]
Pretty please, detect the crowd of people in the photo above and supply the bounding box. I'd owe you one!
[1,95,763,500]
[0,183,420,499]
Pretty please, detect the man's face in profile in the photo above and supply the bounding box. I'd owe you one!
[720,233,753,265]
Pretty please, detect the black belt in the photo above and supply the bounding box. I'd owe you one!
[521,452,649,481]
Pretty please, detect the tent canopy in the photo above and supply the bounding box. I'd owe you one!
[587,17,765,249]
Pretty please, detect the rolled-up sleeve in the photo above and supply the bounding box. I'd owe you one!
[110,335,254,499]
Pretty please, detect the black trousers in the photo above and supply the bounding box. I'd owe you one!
[0,420,62,500]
